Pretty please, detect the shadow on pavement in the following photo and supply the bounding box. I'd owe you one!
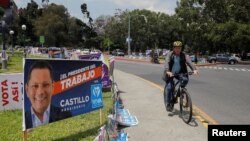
[167,109,199,127]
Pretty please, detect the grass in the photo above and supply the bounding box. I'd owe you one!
[0,51,48,73]
[0,51,114,141]
[0,92,113,141]
[0,52,23,73]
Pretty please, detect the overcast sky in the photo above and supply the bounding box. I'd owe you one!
[14,0,178,19]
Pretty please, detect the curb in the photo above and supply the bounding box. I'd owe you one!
[114,56,217,67]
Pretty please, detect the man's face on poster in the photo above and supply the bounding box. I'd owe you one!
[26,68,54,115]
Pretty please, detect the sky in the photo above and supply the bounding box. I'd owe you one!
[13,0,178,20]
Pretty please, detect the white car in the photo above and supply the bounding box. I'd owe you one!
[90,49,101,54]
[231,54,241,62]
[82,49,90,54]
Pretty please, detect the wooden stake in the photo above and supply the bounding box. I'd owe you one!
[23,130,27,141]
[99,109,102,125]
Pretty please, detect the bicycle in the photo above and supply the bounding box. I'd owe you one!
[165,72,193,124]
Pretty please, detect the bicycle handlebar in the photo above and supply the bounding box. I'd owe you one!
[172,72,194,77]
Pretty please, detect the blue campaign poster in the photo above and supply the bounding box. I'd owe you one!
[116,109,139,127]
[23,59,103,129]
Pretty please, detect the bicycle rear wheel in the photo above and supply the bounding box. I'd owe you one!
[179,88,193,124]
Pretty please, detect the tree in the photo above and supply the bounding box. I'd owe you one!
[34,4,70,46]
[204,0,250,53]
[0,7,4,17]
[174,0,250,54]
[0,6,4,44]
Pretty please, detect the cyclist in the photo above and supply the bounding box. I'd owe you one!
[163,41,198,112]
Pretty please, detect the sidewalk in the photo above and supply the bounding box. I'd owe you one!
[114,69,207,141]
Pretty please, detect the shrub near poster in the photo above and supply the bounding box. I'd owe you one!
[23,59,103,129]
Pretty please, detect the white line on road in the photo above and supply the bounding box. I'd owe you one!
[199,66,250,72]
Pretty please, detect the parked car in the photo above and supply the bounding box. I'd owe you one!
[111,49,125,56]
[90,49,101,54]
[38,47,49,54]
[231,53,241,62]
[207,53,239,64]
[82,48,90,54]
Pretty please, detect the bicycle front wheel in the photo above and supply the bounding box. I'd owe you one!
[179,88,193,124]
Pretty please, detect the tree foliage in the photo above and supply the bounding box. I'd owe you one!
[12,1,97,48]
[8,0,250,54]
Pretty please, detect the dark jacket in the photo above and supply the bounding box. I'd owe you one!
[25,105,72,129]
[163,51,196,81]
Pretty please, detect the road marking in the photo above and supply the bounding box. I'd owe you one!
[124,72,218,128]
[193,105,218,126]
[235,68,240,71]
[195,115,209,128]
[197,66,250,72]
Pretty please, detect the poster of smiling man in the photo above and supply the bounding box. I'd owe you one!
[23,59,103,130]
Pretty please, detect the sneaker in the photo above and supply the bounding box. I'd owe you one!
[169,103,174,112]
[166,104,172,112]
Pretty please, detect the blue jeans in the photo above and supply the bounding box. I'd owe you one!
[164,75,189,107]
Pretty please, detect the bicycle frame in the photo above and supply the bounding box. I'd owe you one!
[172,73,188,98]
[169,72,193,124]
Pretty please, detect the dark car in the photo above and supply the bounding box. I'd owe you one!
[111,49,125,56]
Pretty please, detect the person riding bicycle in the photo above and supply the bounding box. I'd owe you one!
[163,41,198,112]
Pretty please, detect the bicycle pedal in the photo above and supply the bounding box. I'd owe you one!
[173,98,178,103]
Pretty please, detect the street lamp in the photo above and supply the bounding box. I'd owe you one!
[21,24,26,58]
[1,20,7,69]
[127,14,131,56]
[9,30,14,56]
[127,14,147,57]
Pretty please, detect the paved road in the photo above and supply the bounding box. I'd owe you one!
[114,69,207,141]
[115,61,250,124]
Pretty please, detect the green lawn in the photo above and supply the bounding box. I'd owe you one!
[0,51,113,141]
[0,52,23,73]
[0,92,112,141]
[0,51,48,73]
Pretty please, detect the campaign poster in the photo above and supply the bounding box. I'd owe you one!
[116,109,139,127]
[23,59,103,130]
[0,73,23,110]
[78,53,112,88]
